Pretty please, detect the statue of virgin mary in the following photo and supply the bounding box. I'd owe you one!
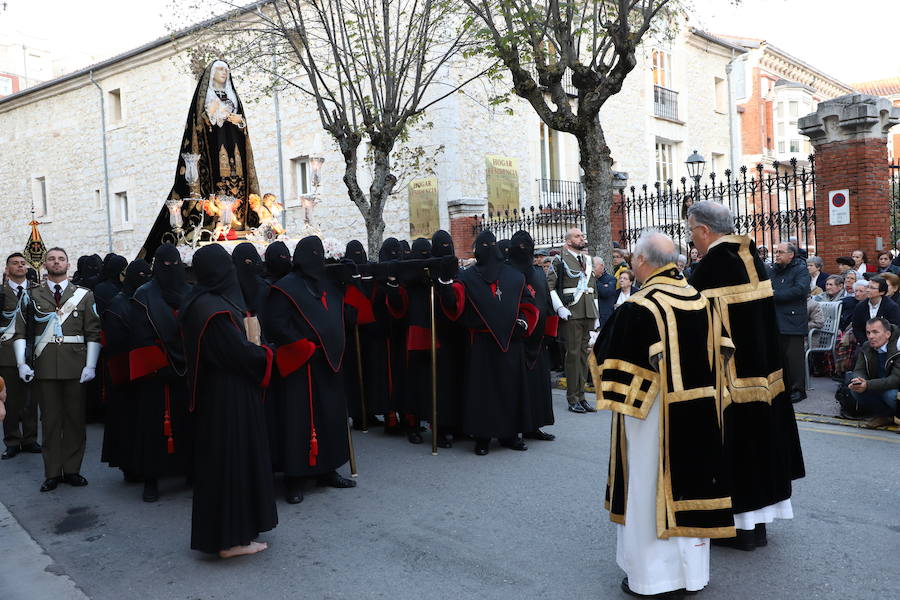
[140,60,260,258]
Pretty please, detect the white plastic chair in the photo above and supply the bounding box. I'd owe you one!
[805,301,842,390]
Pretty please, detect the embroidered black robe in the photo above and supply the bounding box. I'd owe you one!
[592,266,735,539]
[689,234,805,514]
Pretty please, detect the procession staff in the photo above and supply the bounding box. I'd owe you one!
[437,230,537,456]
[342,240,373,431]
[592,230,734,597]
[687,201,805,550]
[178,244,277,558]
[1,253,40,459]
[265,236,369,504]
[14,247,102,493]
[128,245,193,502]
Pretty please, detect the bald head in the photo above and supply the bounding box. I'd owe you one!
[632,229,678,284]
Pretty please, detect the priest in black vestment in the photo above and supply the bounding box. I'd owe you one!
[437,231,538,455]
[128,244,193,502]
[686,201,804,550]
[265,236,359,505]
[508,231,556,441]
[179,244,276,557]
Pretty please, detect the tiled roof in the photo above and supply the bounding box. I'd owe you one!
[852,77,900,97]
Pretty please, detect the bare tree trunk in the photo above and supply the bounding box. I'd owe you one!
[365,142,397,256]
[579,115,614,261]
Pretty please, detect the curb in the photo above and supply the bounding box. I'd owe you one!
[0,501,90,600]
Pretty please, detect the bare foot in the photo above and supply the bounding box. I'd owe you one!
[218,541,268,559]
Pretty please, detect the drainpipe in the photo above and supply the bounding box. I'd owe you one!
[725,49,741,213]
[272,53,287,229]
[89,70,113,253]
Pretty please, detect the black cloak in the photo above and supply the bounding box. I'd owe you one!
[265,236,351,476]
[178,244,277,553]
[263,241,292,283]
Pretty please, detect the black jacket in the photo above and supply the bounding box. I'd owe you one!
[768,257,811,336]
[851,296,900,345]
[595,271,617,326]
[852,325,900,392]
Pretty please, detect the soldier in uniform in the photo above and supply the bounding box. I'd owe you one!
[13,247,102,492]
[1,253,40,459]
[547,228,598,414]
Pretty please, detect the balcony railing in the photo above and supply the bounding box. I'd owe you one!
[528,63,578,97]
[654,85,679,121]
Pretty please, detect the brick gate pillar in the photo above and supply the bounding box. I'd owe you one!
[610,171,629,249]
[448,198,486,259]
[799,94,899,268]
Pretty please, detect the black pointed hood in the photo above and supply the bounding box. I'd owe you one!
[473,230,502,282]
[410,238,432,259]
[293,235,326,281]
[152,244,190,308]
[345,240,367,264]
[431,230,455,258]
[509,230,535,273]
[122,259,152,297]
[379,237,401,262]
[264,241,291,281]
[232,242,264,314]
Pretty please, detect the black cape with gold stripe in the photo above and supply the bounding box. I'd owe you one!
[592,265,735,539]
[689,235,805,514]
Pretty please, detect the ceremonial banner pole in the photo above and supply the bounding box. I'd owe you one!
[354,325,368,432]
[346,419,358,477]
[429,274,438,456]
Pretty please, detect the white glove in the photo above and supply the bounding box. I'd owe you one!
[18,364,34,383]
[79,367,96,384]
[557,306,572,320]
[593,318,600,330]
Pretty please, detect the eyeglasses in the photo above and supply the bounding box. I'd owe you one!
[773,250,790,254]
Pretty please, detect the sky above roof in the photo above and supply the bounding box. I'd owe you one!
[1,0,897,86]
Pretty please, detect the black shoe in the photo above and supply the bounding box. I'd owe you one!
[407,431,424,444]
[40,477,60,492]
[711,528,755,551]
[316,471,357,488]
[754,523,767,547]
[1,446,20,460]
[499,437,528,451]
[568,403,587,414]
[436,434,453,448]
[21,442,42,453]
[790,391,807,403]
[63,473,88,487]
[579,399,597,413]
[524,430,556,441]
[620,577,686,598]
[142,479,159,503]
[285,478,304,504]
[474,439,490,456]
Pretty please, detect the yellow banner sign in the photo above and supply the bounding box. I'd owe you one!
[408,176,439,239]
[485,155,519,214]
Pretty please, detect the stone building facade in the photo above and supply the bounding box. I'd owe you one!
[0,18,741,262]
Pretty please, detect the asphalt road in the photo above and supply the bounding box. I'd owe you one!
[1,389,897,600]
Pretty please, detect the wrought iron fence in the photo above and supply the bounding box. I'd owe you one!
[654,85,679,121]
[891,162,900,247]
[474,179,584,246]
[613,156,817,258]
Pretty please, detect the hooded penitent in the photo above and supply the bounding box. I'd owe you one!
[232,242,265,316]
[345,240,367,265]
[139,59,260,259]
[431,230,455,258]
[263,241,292,282]
[379,237,402,262]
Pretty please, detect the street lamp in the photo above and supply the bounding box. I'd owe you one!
[685,149,706,187]
[309,156,325,190]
